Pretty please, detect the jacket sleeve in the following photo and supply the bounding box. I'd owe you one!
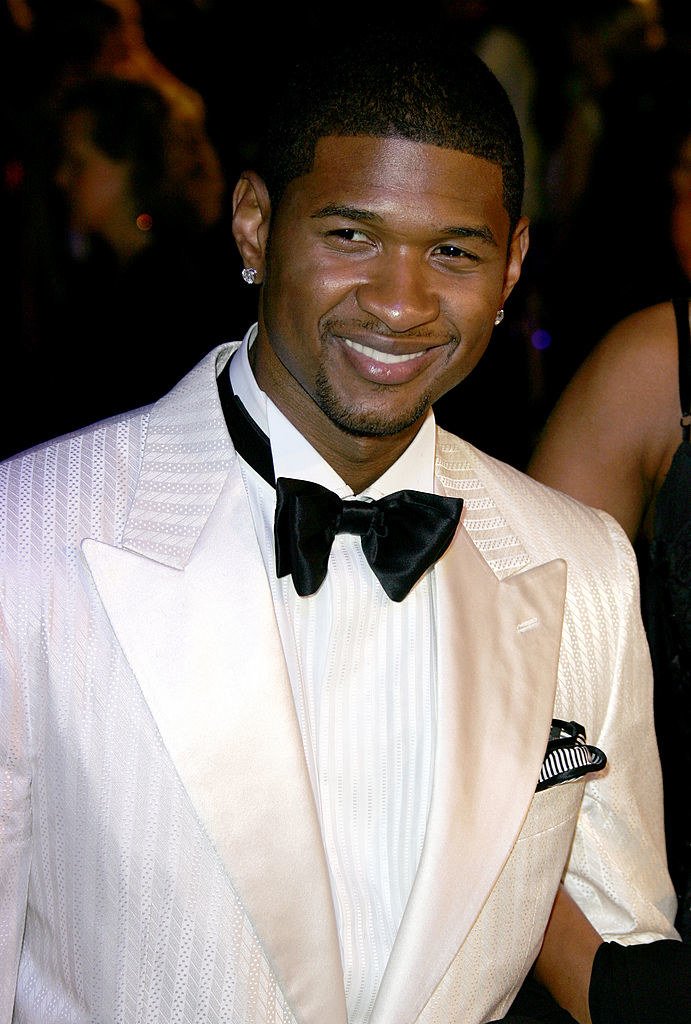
[562,511,678,943]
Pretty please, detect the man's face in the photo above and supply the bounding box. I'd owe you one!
[247,135,527,441]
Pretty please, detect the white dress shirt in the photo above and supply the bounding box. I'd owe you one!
[229,327,439,1023]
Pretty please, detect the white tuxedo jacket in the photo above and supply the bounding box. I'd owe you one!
[0,343,677,1024]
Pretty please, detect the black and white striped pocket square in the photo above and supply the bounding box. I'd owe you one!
[536,719,607,792]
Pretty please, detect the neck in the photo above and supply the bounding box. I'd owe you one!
[291,414,422,495]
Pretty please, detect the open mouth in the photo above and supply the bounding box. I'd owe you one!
[342,338,427,364]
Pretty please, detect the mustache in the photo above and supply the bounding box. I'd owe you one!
[321,317,448,342]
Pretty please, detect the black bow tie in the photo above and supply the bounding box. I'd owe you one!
[218,363,463,602]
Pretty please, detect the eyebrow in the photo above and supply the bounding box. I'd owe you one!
[441,225,498,248]
[311,204,384,224]
[310,204,499,247]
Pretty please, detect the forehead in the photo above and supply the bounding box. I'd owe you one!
[279,134,508,234]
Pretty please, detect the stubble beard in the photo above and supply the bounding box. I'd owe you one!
[309,318,462,437]
[313,363,434,438]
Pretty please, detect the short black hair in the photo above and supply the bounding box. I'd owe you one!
[255,28,524,230]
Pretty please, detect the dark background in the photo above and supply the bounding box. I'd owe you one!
[1,0,689,464]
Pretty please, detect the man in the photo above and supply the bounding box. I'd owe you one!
[0,29,681,1024]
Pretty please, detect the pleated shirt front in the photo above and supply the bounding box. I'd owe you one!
[229,329,438,1023]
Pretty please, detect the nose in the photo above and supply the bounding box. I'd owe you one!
[356,250,439,332]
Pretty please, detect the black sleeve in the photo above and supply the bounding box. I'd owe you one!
[589,939,691,1024]
[490,974,578,1022]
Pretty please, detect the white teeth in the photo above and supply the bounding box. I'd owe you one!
[343,339,426,364]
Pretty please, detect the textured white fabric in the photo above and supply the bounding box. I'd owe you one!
[0,416,296,1024]
[229,332,437,1024]
[0,341,678,1024]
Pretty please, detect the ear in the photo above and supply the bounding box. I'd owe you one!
[232,171,272,284]
[501,216,530,305]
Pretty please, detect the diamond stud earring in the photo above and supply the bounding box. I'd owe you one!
[241,267,258,285]
[494,308,505,326]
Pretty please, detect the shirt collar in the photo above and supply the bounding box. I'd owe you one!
[228,323,437,499]
[229,323,268,432]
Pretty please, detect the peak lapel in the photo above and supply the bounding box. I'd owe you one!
[372,525,567,1024]
[82,347,347,1024]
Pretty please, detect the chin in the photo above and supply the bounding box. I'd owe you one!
[317,386,432,439]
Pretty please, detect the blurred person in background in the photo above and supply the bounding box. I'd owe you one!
[2,73,229,457]
[4,0,204,111]
[56,76,222,264]
[53,74,225,368]
[541,0,691,392]
[529,298,691,943]
[0,0,229,459]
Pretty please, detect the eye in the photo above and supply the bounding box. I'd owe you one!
[322,226,376,255]
[326,228,371,243]
[433,243,479,262]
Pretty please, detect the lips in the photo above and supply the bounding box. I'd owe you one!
[334,332,442,383]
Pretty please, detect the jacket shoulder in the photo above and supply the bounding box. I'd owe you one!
[435,427,633,575]
[1,408,150,565]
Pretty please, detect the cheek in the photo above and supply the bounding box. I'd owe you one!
[286,252,354,306]
[263,247,353,340]
[259,265,321,385]
[433,304,496,389]
[447,337,490,386]
[443,281,502,337]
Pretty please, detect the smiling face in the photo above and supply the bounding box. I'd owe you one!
[233,134,528,477]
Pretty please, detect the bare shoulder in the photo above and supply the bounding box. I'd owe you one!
[590,302,679,387]
[562,303,678,415]
[529,302,685,540]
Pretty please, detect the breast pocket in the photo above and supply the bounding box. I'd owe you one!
[517,776,586,842]
[498,778,588,987]
[419,777,590,1024]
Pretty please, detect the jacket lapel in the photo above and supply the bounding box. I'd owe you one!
[80,370,567,1024]
[371,440,567,1024]
[81,346,346,1024]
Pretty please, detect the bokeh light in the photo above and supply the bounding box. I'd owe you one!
[531,329,552,351]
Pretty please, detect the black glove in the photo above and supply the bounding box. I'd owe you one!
[589,939,691,1024]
